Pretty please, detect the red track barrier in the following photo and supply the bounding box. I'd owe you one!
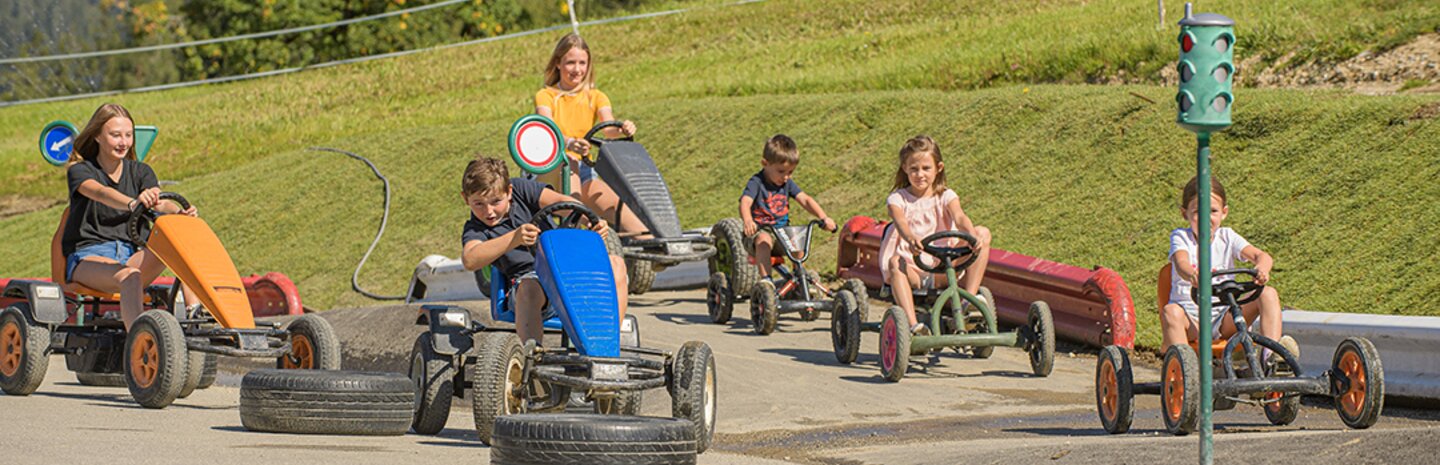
[0,272,305,319]
[836,216,1135,349]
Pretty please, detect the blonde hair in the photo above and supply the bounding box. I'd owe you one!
[543,33,595,90]
[892,135,947,193]
[70,103,137,166]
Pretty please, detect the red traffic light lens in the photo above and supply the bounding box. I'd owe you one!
[1181,34,1194,52]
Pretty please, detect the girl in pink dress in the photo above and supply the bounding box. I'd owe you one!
[879,136,992,334]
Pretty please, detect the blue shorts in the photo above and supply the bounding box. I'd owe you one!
[573,158,596,184]
[66,240,137,283]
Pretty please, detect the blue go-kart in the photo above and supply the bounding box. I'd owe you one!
[407,202,717,452]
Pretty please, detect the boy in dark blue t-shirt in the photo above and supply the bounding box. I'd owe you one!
[460,157,627,345]
[739,134,836,278]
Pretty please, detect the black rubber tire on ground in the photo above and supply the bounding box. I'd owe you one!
[1162,345,1201,436]
[196,352,218,390]
[799,269,824,321]
[125,310,188,409]
[491,414,697,465]
[626,257,656,295]
[409,333,457,435]
[750,280,779,335]
[277,314,342,370]
[1096,345,1134,434]
[879,306,911,383]
[0,305,51,396]
[670,340,717,453]
[841,278,869,323]
[239,369,414,435]
[1332,337,1384,429]
[830,290,861,364]
[970,287,997,359]
[705,272,734,324]
[177,348,205,399]
[1027,301,1055,377]
[710,218,759,300]
[472,332,527,445]
[1262,351,1301,426]
[75,371,127,387]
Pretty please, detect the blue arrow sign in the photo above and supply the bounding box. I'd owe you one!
[39,120,77,166]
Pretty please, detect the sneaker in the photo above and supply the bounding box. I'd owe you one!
[1271,335,1300,374]
[911,323,931,336]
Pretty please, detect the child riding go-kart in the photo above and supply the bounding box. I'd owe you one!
[1095,266,1384,434]
[706,219,868,335]
[581,121,715,294]
[0,193,339,408]
[408,201,717,452]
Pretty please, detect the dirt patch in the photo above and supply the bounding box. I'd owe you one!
[1144,33,1440,95]
[0,194,61,219]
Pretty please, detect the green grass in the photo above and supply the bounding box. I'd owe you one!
[1,0,1438,349]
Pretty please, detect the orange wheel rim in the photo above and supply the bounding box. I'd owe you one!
[1339,351,1366,418]
[1265,392,1283,413]
[129,332,159,389]
[1099,358,1118,420]
[1164,357,1184,422]
[1,322,21,377]
[285,335,314,369]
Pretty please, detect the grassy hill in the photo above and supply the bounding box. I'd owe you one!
[1,0,1437,349]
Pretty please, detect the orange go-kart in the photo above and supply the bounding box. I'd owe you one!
[0,193,339,408]
[1094,264,1383,435]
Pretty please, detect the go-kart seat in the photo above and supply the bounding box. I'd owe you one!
[489,266,564,332]
[50,209,147,303]
[1158,263,1227,358]
[746,225,809,267]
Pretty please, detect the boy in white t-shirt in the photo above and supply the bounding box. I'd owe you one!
[1162,176,1294,362]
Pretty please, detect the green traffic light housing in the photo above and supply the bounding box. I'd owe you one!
[1176,4,1235,133]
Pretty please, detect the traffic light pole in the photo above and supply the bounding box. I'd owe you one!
[1196,132,1214,465]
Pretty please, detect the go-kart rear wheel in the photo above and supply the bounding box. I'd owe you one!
[671,341,716,453]
[626,257,657,295]
[125,310,187,409]
[0,305,50,396]
[970,287,996,359]
[799,270,824,321]
[1096,345,1134,434]
[705,272,734,324]
[1332,337,1384,429]
[841,278,870,322]
[1027,301,1055,377]
[830,290,861,364]
[1263,392,1299,426]
[177,349,206,399]
[278,314,341,370]
[472,332,527,445]
[196,352,218,390]
[239,369,413,435]
[750,280,779,335]
[879,306,911,383]
[1161,345,1200,435]
[409,333,457,435]
[491,414,697,465]
[710,218,759,299]
[593,391,643,416]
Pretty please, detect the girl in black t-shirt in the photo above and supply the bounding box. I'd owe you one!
[61,103,195,329]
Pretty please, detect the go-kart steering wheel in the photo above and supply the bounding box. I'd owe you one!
[584,120,633,145]
[912,231,980,274]
[126,192,191,248]
[1189,268,1265,307]
[530,201,603,233]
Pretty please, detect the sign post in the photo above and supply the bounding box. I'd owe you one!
[39,120,77,166]
[507,114,568,194]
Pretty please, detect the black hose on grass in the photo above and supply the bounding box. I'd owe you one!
[309,147,405,301]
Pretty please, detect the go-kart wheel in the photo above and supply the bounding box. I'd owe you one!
[1096,345,1134,434]
[1263,392,1299,426]
[0,305,51,396]
[799,270,824,321]
[594,391,644,416]
[671,341,716,453]
[472,332,527,445]
[196,352,218,390]
[278,314,341,370]
[492,414,697,465]
[750,280,779,335]
[1161,345,1200,435]
[830,290,861,364]
[706,272,734,324]
[409,333,457,435]
[125,310,188,409]
[75,371,127,387]
[626,257,657,295]
[710,218,759,300]
[970,287,997,359]
[240,369,413,435]
[1027,301,1055,377]
[177,349,206,399]
[1332,337,1384,429]
[879,306,911,383]
[841,278,870,322]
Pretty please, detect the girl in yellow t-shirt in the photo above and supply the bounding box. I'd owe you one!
[533,33,645,235]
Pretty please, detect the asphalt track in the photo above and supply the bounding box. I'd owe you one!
[2,289,1436,464]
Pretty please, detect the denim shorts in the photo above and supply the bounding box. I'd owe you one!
[66,240,137,283]
[572,158,596,184]
[507,271,556,320]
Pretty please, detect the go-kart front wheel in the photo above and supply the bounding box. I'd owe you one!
[472,332,527,445]
[0,305,50,396]
[1095,345,1134,434]
[278,314,341,370]
[1161,345,1200,435]
[706,272,734,324]
[409,333,457,435]
[1332,337,1384,429]
[1027,301,1055,377]
[750,280,779,335]
[125,310,188,409]
[830,290,861,364]
[879,306,911,383]
[670,341,716,454]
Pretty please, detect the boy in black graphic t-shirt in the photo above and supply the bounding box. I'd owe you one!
[738,135,835,278]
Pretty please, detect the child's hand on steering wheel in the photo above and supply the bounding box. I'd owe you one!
[137,187,162,209]
[620,120,637,137]
[589,219,611,238]
[511,223,541,248]
[821,217,837,232]
[566,138,591,156]
[181,205,198,217]
[1255,266,1271,285]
